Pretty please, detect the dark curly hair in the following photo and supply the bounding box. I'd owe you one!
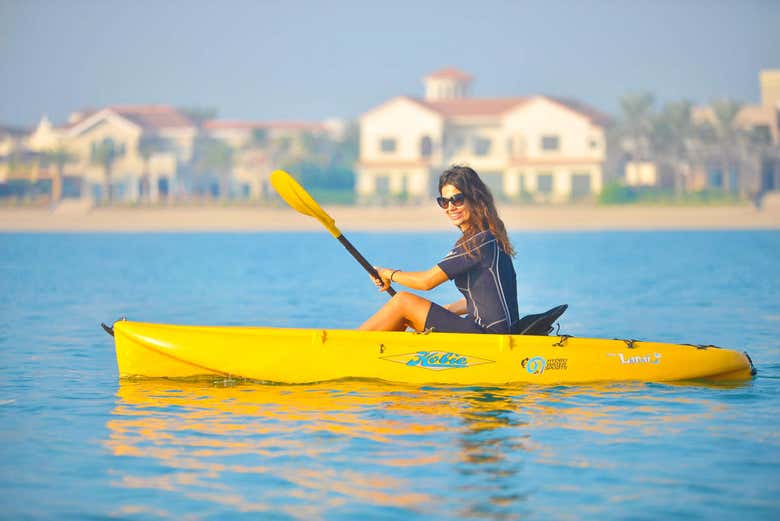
[438,165,515,257]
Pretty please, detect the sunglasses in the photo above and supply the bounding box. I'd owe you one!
[436,193,466,209]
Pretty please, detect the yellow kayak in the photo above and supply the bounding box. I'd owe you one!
[107,320,756,384]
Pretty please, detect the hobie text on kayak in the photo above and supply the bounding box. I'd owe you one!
[381,351,495,371]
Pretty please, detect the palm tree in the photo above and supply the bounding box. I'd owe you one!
[705,99,745,192]
[195,138,234,199]
[91,139,119,204]
[333,121,359,167]
[651,101,694,194]
[177,107,218,199]
[300,131,327,162]
[250,127,269,148]
[41,146,74,204]
[137,135,162,202]
[619,92,656,162]
[178,106,218,129]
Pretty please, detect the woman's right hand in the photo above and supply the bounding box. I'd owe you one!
[370,267,392,292]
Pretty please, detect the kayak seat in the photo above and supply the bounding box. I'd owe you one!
[511,304,568,335]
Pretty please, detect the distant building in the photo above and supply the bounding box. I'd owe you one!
[202,119,338,199]
[0,125,28,158]
[26,105,196,202]
[624,161,658,187]
[357,68,610,203]
[760,70,780,109]
[690,69,780,194]
[0,125,30,183]
[203,120,330,149]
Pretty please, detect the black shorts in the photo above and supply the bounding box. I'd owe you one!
[424,302,486,334]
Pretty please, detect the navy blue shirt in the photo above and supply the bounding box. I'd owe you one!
[437,230,519,334]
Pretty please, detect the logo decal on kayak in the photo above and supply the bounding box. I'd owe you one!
[381,351,494,371]
[521,356,568,375]
[608,352,662,365]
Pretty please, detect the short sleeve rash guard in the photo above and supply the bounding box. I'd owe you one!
[437,230,519,334]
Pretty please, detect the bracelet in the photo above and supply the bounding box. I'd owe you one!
[390,269,401,282]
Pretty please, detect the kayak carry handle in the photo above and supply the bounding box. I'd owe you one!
[101,323,114,337]
[101,316,126,337]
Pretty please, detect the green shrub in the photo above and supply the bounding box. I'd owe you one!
[598,182,744,206]
[292,162,355,190]
[308,188,356,205]
[598,182,638,204]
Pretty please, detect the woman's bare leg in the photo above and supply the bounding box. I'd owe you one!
[358,291,433,331]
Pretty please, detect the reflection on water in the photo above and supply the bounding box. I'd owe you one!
[105,379,730,520]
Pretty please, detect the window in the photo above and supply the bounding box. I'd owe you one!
[375,175,390,194]
[90,138,119,162]
[513,134,527,157]
[571,173,591,200]
[541,135,560,151]
[762,158,776,191]
[480,172,504,196]
[420,136,433,158]
[473,137,492,156]
[708,169,723,188]
[537,173,553,194]
[380,138,397,153]
[158,177,170,197]
[729,168,739,192]
[751,126,772,145]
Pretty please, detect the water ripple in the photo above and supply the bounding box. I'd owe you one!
[1,231,779,520]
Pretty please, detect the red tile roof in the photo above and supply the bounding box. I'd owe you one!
[203,120,262,130]
[61,105,194,132]
[203,120,326,131]
[425,68,473,81]
[61,110,98,129]
[108,105,194,129]
[357,160,432,168]
[547,97,612,126]
[421,97,529,117]
[401,95,608,125]
[509,157,604,166]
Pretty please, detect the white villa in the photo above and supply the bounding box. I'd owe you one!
[27,105,196,202]
[357,68,610,203]
[18,107,341,202]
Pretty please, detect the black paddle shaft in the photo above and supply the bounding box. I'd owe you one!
[337,234,396,297]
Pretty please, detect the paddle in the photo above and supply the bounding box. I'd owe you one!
[270,169,396,296]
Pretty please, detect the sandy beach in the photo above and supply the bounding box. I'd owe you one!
[2,197,780,232]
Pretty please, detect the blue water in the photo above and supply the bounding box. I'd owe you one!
[0,231,778,520]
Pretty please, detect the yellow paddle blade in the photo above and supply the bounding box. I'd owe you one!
[270,169,342,237]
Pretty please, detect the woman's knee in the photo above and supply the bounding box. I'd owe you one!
[390,291,418,308]
[392,291,430,315]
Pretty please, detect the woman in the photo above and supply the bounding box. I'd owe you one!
[359,165,519,334]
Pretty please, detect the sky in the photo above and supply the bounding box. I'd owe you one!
[1,0,779,128]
